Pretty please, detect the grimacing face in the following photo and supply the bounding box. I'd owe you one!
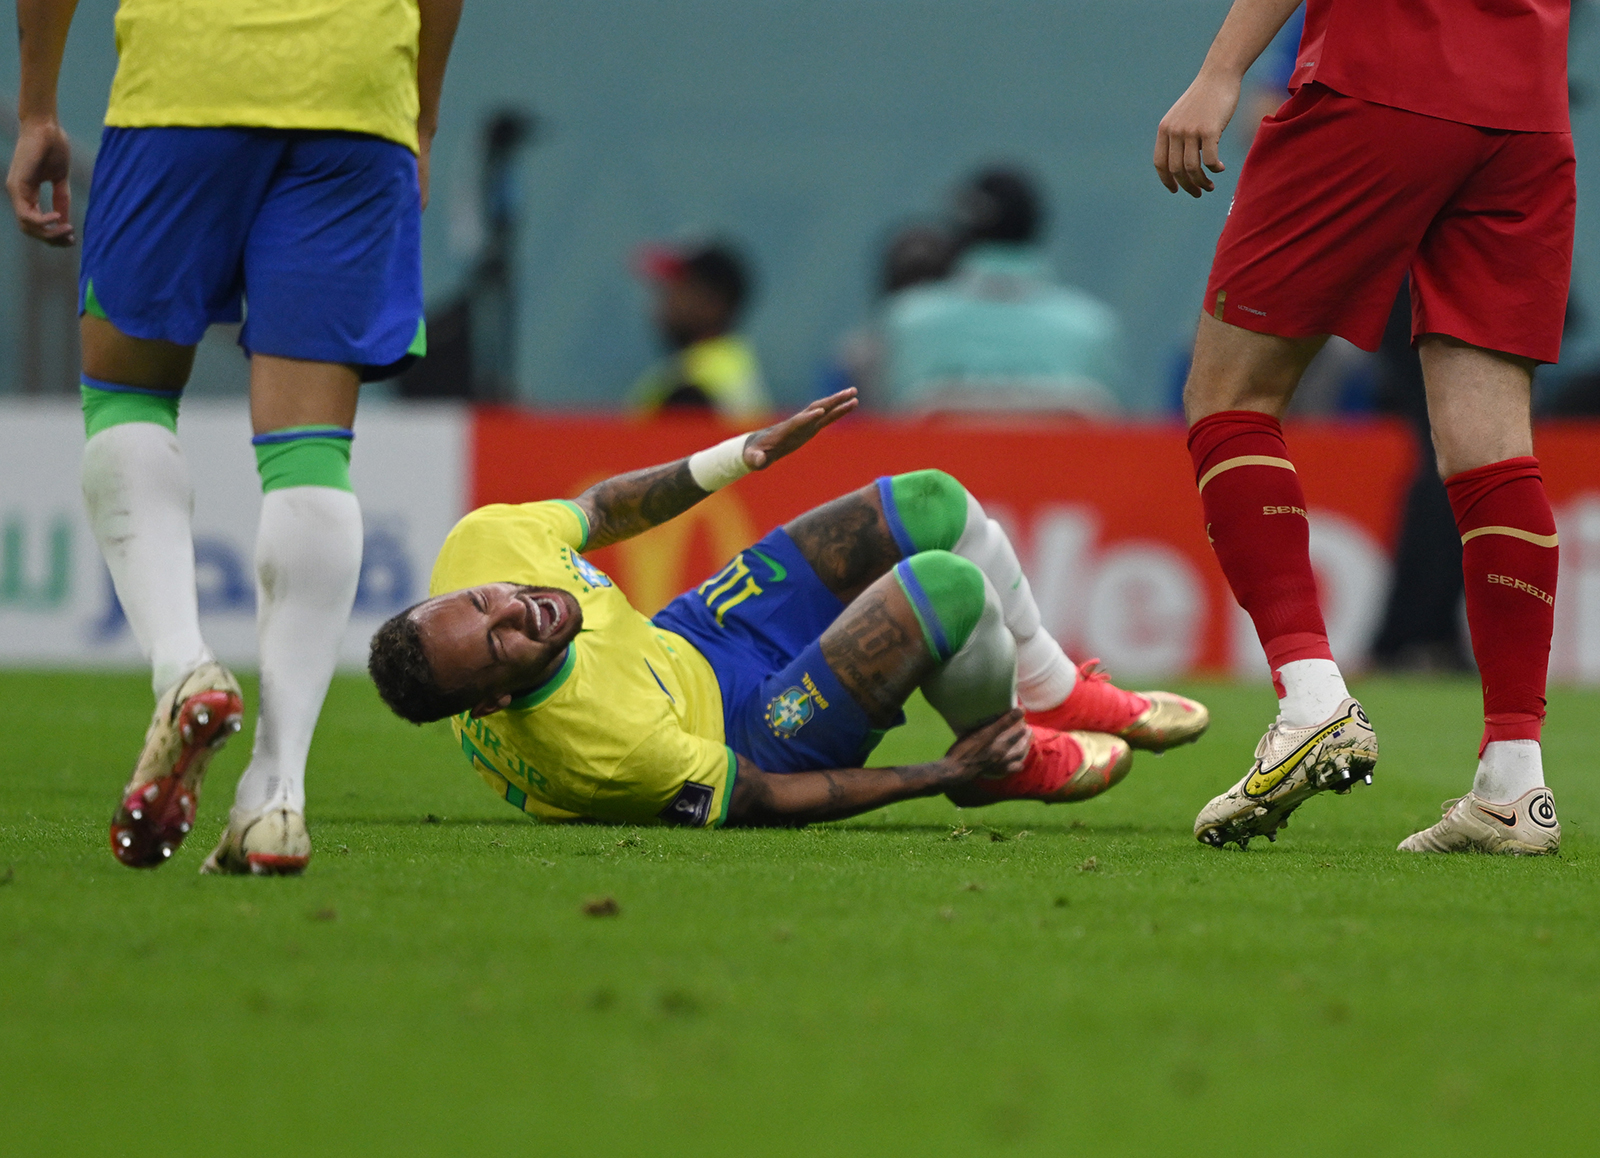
[411,583,584,715]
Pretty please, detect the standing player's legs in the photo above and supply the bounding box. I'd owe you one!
[201,357,363,875]
[1185,314,1346,723]
[202,132,424,875]
[1397,127,1574,856]
[1180,87,1500,847]
[79,128,285,868]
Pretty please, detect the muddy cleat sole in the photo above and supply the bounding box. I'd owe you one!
[1026,660,1210,753]
[201,806,312,876]
[1194,697,1377,850]
[110,662,244,868]
[1398,788,1560,855]
[948,727,1133,807]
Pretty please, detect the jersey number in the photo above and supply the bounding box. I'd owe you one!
[698,555,762,626]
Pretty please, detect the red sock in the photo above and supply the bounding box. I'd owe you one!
[1445,457,1557,753]
[1187,411,1332,678]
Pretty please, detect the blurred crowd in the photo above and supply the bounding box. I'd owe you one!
[632,166,1126,419]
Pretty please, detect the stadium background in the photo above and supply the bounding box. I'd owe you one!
[0,0,1597,681]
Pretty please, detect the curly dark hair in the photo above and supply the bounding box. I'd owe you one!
[368,604,477,724]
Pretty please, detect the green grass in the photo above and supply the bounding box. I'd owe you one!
[2,672,1597,1156]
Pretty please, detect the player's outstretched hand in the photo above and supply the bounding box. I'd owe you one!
[744,388,858,471]
[942,709,1031,784]
[1154,70,1239,198]
[7,119,75,246]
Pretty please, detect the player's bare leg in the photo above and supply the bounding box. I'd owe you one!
[819,553,1132,810]
[203,356,362,875]
[1399,337,1560,854]
[1184,314,1377,848]
[728,556,1127,824]
[80,316,247,868]
[785,475,1207,752]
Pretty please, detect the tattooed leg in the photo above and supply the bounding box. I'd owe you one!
[818,573,934,725]
[783,485,900,603]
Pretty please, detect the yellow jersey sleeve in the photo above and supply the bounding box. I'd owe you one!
[595,726,737,828]
[104,0,422,151]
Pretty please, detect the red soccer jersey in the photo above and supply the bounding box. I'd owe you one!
[1291,0,1570,132]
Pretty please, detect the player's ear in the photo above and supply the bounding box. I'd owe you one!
[469,693,513,719]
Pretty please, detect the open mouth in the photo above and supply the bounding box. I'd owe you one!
[521,592,566,638]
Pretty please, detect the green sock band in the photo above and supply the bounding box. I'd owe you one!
[886,469,969,553]
[81,381,182,438]
[253,426,354,493]
[893,551,985,662]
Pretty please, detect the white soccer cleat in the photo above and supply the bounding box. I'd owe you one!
[200,805,312,876]
[109,661,244,869]
[1398,788,1560,856]
[1194,697,1377,850]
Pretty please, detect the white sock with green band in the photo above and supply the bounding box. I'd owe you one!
[79,381,211,696]
[231,429,363,817]
[882,470,1076,712]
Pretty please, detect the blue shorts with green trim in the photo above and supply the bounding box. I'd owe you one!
[80,127,424,381]
[653,527,903,773]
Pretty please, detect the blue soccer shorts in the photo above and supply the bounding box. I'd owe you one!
[80,127,424,380]
[653,527,903,773]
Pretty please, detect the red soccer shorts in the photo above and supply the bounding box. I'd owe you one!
[1205,83,1576,362]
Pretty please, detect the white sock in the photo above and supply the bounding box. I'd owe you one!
[1275,658,1348,728]
[232,486,362,816]
[81,423,212,696]
[1472,740,1545,804]
[952,492,1076,711]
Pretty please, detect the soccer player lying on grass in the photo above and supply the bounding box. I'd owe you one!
[367,389,1209,829]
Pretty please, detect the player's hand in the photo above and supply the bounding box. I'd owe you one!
[1154,70,1239,198]
[941,709,1031,783]
[7,118,75,246]
[743,387,858,471]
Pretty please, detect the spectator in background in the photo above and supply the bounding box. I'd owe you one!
[632,241,770,418]
[883,168,1124,414]
[822,222,958,406]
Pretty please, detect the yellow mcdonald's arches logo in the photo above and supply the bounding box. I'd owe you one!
[617,489,759,615]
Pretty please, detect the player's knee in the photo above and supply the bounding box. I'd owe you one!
[886,469,970,553]
[253,426,355,493]
[896,550,986,660]
[80,379,182,440]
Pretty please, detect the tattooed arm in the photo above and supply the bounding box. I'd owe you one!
[725,709,1029,826]
[572,388,858,550]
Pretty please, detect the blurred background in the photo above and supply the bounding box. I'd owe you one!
[1,0,1598,680]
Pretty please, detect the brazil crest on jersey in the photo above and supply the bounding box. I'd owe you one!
[430,501,735,828]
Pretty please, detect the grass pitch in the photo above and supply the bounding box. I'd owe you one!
[2,671,1597,1156]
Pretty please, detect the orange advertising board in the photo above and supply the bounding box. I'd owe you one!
[471,411,1600,680]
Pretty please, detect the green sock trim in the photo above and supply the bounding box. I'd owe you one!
[889,470,969,552]
[895,551,985,661]
[254,428,354,493]
[81,383,180,438]
[407,318,428,358]
[83,279,109,321]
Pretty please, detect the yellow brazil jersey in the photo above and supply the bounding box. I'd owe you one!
[104,0,422,151]
[430,501,736,828]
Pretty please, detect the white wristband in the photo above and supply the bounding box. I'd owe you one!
[688,433,753,492]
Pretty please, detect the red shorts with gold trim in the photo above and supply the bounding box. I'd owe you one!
[1205,83,1575,363]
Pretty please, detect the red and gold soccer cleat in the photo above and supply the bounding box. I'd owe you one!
[1026,659,1209,753]
[947,725,1133,807]
[110,661,244,868]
